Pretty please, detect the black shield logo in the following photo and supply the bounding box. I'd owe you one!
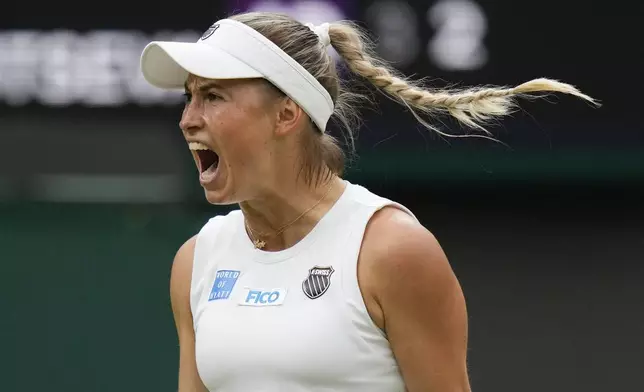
[200,23,220,41]
[302,266,334,299]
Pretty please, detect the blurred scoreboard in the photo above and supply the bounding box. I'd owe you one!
[0,0,641,199]
[0,0,638,114]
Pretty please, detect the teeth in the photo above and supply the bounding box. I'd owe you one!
[188,142,210,151]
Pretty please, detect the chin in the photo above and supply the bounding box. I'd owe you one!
[204,189,235,206]
[202,180,242,206]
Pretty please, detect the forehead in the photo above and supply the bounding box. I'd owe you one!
[184,74,268,93]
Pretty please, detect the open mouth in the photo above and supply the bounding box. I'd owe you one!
[188,142,219,174]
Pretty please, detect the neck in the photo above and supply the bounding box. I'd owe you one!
[240,175,345,251]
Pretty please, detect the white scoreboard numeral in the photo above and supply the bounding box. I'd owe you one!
[427,0,488,71]
[366,0,420,67]
[38,30,78,106]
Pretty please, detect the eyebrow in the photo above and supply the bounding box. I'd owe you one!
[184,81,225,93]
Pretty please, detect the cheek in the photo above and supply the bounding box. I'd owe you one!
[215,110,269,169]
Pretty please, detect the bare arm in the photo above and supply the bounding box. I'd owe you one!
[170,236,208,392]
[364,208,471,392]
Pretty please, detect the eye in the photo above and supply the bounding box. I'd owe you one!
[182,92,192,103]
[207,92,222,101]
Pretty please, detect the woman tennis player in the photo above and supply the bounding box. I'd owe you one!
[140,11,595,392]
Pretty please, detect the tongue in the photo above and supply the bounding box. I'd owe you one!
[205,162,217,173]
[200,162,218,183]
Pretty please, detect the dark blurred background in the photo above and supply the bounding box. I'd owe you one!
[1,0,642,391]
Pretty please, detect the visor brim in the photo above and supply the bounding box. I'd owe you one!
[141,41,264,89]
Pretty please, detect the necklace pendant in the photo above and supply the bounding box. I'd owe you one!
[253,239,266,249]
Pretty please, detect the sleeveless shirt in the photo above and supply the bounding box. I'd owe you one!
[190,181,414,391]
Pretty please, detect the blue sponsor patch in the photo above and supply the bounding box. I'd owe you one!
[208,270,240,301]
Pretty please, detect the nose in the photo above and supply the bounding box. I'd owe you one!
[179,100,205,134]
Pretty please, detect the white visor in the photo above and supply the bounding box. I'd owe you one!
[140,19,334,132]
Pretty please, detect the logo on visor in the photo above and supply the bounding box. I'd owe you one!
[200,23,220,41]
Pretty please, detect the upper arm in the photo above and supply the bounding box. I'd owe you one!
[363,208,470,392]
[170,235,208,392]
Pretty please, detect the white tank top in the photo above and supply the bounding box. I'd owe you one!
[190,181,413,392]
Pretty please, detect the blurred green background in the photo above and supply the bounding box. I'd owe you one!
[1,0,643,391]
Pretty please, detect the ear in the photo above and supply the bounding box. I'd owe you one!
[274,96,307,137]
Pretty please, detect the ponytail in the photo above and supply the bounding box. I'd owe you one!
[328,21,599,137]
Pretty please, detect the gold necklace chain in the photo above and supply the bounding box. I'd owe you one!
[245,180,335,250]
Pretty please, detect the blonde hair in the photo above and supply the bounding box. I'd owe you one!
[231,12,598,184]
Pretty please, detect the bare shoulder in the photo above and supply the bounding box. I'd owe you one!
[358,206,459,329]
[171,236,210,391]
[172,236,198,286]
[359,206,470,391]
[361,205,454,290]
[173,236,198,275]
[170,235,198,319]
[363,206,440,250]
